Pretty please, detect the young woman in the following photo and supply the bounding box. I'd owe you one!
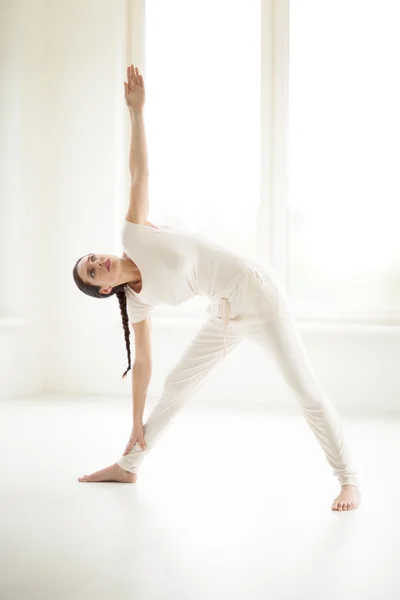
[73,65,361,512]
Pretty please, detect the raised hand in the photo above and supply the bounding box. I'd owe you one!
[124,63,146,111]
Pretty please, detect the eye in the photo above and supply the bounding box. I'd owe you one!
[90,254,96,278]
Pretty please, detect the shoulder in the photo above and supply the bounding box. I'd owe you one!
[124,285,152,321]
[122,218,162,239]
[123,217,160,229]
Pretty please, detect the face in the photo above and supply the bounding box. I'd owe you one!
[77,253,122,294]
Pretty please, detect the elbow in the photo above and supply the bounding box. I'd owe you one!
[133,359,152,371]
[130,167,149,180]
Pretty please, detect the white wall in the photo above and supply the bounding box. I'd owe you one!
[0,0,399,414]
[0,0,48,397]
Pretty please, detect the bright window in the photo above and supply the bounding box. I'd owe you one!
[145,0,261,316]
[288,0,400,314]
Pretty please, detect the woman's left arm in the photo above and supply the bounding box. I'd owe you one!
[125,65,148,177]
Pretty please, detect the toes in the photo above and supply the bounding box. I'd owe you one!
[332,498,358,512]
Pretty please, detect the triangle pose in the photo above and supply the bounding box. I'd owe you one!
[72,64,361,512]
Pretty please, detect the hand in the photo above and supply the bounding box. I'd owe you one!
[124,64,145,111]
[123,421,147,456]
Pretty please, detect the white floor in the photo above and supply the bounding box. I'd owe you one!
[0,394,399,600]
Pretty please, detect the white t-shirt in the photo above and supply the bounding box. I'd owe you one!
[121,219,256,324]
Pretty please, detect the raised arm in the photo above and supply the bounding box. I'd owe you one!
[124,65,149,223]
[125,64,149,177]
[128,109,149,178]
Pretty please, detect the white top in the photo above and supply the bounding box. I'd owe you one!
[121,219,253,324]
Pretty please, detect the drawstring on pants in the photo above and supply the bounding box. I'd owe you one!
[219,297,231,358]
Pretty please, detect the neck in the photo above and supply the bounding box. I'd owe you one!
[121,255,141,288]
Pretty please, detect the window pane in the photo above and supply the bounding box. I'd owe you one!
[145,0,261,316]
[288,0,400,312]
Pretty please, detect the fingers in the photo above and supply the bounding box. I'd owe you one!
[123,435,147,455]
[127,65,133,87]
[123,436,136,455]
[137,432,147,451]
[127,64,138,88]
[126,64,144,90]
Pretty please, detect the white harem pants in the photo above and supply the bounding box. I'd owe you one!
[117,263,359,487]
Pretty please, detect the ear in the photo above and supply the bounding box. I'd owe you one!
[100,287,113,295]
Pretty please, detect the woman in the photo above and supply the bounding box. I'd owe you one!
[73,65,361,512]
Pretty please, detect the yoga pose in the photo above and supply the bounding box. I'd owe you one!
[73,64,361,511]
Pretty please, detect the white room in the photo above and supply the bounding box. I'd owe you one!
[0,0,399,598]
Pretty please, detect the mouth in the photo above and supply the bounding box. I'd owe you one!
[106,259,111,272]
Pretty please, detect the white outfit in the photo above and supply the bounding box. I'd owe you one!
[116,220,359,487]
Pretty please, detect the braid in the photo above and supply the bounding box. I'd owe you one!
[116,289,132,379]
[72,254,132,380]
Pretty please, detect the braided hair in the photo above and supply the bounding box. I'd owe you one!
[72,256,132,379]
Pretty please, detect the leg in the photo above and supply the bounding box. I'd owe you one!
[245,299,360,502]
[116,316,243,474]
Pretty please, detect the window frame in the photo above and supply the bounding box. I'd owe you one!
[272,0,400,325]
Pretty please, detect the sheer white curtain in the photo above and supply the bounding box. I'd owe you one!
[144,0,261,317]
[288,0,400,318]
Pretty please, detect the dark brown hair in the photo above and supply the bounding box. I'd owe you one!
[72,256,132,379]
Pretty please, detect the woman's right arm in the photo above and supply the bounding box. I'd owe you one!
[132,363,152,424]
[132,317,152,423]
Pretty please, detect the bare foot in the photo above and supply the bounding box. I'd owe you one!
[331,484,361,511]
[78,463,136,483]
